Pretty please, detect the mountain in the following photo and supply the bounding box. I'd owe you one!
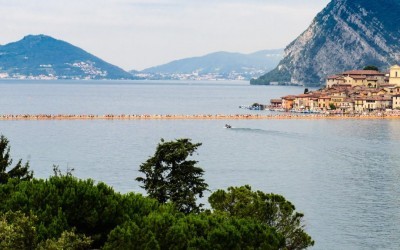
[133,49,283,80]
[0,35,133,79]
[252,0,400,86]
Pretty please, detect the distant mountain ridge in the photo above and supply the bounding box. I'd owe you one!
[252,0,400,86]
[133,49,283,80]
[0,35,133,80]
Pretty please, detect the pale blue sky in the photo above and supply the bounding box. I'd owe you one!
[0,0,330,70]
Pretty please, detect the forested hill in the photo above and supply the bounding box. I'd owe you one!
[252,0,400,86]
[0,35,133,79]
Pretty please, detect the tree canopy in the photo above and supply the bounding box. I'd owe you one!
[0,211,37,249]
[363,65,379,71]
[104,204,285,250]
[0,135,33,184]
[209,185,314,249]
[0,136,314,249]
[0,173,158,248]
[137,138,208,214]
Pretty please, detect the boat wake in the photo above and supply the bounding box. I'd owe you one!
[226,127,305,139]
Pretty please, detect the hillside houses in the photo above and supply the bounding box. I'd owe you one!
[271,65,400,113]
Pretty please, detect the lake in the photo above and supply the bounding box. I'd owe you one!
[0,80,399,249]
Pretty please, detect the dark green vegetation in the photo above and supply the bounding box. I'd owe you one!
[209,186,314,250]
[252,0,400,86]
[0,135,33,184]
[0,136,314,249]
[137,139,208,214]
[250,57,291,85]
[363,66,379,71]
[137,49,284,80]
[0,35,134,79]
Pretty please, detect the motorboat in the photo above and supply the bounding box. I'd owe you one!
[224,124,232,129]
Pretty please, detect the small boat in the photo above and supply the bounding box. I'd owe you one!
[224,124,232,129]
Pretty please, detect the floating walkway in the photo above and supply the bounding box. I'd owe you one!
[0,113,399,121]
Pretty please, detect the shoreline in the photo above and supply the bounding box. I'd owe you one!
[1,113,400,121]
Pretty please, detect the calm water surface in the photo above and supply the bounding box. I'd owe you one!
[0,80,399,249]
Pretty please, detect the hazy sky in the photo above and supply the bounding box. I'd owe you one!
[0,0,330,70]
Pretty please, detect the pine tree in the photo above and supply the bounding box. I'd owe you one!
[137,138,208,214]
[0,135,33,184]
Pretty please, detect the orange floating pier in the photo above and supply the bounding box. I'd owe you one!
[0,113,399,120]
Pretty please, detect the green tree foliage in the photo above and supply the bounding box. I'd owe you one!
[0,137,314,249]
[104,204,285,250]
[208,185,314,250]
[363,65,379,71]
[0,211,93,250]
[329,103,336,110]
[250,64,292,85]
[0,211,37,249]
[137,138,209,214]
[0,135,33,184]
[37,229,92,250]
[0,174,159,248]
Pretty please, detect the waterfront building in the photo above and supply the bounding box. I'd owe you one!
[362,96,392,111]
[269,65,400,113]
[338,98,355,113]
[270,99,282,108]
[318,96,331,109]
[354,97,364,112]
[281,95,296,110]
[294,94,313,109]
[330,95,345,108]
[393,94,400,109]
[309,97,319,110]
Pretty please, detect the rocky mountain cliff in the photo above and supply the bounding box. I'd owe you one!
[0,35,133,80]
[251,0,400,86]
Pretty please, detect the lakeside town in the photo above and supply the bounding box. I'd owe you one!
[269,65,400,114]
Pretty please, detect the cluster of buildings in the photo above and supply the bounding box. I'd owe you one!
[270,65,400,113]
[132,70,265,81]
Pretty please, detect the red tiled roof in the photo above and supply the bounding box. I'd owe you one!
[342,70,385,76]
[350,75,367,79]
[310,93,322,98]
[282,95,296,100]
[296,94,312,98]
[355,97,366,100]
[364,96,392,101]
